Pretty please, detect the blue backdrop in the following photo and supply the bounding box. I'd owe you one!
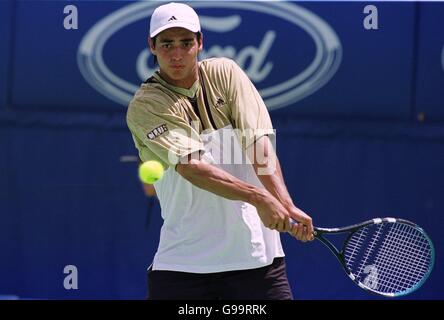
[0,1,443,299]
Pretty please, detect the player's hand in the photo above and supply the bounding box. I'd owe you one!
[254,190,292,233]
[287,206,314,242]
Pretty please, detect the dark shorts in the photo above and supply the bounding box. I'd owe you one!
[147,257,293,300]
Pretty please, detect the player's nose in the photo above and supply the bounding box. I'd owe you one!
[170,47,183,61]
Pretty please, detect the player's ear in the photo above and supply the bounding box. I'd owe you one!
[148,37,156,54]
[197,32,203,52]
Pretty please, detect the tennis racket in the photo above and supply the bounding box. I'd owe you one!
[294,217,435,297]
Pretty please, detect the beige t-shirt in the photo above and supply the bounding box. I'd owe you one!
[127,58,284,273]
[127,57,274,168]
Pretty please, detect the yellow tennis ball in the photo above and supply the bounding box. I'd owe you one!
[138,160,164,184]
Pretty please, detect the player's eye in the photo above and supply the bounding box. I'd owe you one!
[162,43,172,49]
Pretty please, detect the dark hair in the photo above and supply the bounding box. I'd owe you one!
[151,32,202,65]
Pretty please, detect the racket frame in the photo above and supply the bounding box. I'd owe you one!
[313,217,435,297]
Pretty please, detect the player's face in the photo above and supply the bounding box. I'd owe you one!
[150,28,203,89]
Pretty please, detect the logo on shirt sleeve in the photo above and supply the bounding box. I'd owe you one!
[147,124,168,140]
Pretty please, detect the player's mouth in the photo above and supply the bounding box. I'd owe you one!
[170,65,185,69]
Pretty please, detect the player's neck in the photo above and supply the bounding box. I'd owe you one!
[158,64,199,89]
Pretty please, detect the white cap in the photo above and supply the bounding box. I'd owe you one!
[149,2,201,38]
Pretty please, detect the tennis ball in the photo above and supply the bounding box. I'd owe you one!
[138,160,164,184]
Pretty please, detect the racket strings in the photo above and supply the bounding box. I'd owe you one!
[369,224,432,293]
[350,224,384,279]
[376,225,430,283]
[344,222,433,295]
[344,228,368,266]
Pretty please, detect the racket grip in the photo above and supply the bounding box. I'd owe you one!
[289,218,317,236]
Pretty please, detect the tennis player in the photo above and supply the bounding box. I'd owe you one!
[127,2,314,300]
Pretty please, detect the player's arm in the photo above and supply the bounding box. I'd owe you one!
[176,154,291,231]
[216,59,313,240]
[142,183,157,197]
[248,136,314,242]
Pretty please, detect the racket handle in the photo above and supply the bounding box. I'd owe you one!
[289,219,317,236]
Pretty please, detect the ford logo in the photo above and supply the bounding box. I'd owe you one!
[78,1,342,110]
